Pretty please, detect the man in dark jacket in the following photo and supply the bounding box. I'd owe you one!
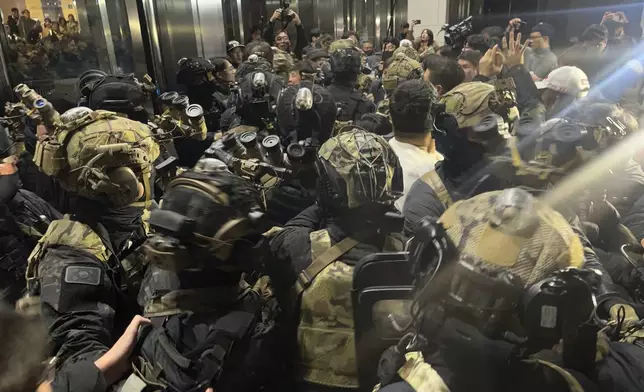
[263,6,308,60]
[0,126,60,305]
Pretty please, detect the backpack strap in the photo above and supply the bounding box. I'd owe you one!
[419,170,453,209]
[522,359,585,392]
[293,236,360,296]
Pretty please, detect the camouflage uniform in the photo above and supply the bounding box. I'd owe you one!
[24,102,160,391]
[403,81,520,232]
[376,52,423,125]
[269,129,404,389]
[378,188,588,392]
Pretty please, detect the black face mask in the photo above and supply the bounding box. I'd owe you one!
[0,172,21,204]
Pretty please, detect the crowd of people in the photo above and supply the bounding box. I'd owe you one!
[3,5,644,392]
[4,7,98,87]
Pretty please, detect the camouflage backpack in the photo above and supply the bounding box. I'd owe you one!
[382,52,422,93]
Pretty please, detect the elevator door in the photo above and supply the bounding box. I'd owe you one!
[0,0,147,102]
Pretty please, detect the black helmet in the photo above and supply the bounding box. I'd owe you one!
[145,165,263,270]
[176,57,216,87]
[328,39,362,79]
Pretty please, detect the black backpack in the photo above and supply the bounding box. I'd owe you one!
[122,299,283,391]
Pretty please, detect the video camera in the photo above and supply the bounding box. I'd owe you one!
[440,16,473,53]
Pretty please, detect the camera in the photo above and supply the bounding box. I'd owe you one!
[440,16,473,53]
[280,1,293,24]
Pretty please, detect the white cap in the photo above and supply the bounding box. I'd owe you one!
[535,66,590,98]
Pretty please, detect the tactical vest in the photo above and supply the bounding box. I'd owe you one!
[294,229,404,388]
[333,91,369,137]
[419,170,454,210]
[119,277,279,392]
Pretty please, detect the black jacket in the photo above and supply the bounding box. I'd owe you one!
[327,83,376,123]
[263,21,307,60]
[0,189,60,303]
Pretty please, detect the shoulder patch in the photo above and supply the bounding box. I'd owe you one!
[64,266,102,286]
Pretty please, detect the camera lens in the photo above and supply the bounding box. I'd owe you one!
[240,131,257,148]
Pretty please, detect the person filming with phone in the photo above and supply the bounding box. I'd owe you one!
[263,2,308,60]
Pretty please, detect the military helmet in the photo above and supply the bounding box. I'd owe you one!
[328,39,362,77]
[440,81,519,134]
[277,82,337,145]
[316,128,402,211]
[382,52,422,93]
[78,69,107,97]
[236,54,274,81]
[176,57,216,87]
[393,45,420,61]
[411,188,584,336]
[34,109,160,207]
[145,165,263,269]
[84,74,151,113]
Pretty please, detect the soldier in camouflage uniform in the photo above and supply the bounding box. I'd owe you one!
[375,51,423,123]
[269,128,405,391]
[377,188,644,392]
[273,47,295,81]
[327,39,376,129]
[0,124,60,305]
[124,162,283,392]
[402,81,520,230]
[24,102,160,391]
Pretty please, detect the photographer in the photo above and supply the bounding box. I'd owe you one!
[263,4,307,60]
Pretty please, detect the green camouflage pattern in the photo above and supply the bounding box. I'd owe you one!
[376,98,391,119]
[439,189,584,286]
[382,52,422,92]
[373,352,449,392]
[393,45,420,61]
[440,82,498,129]
[300,229,404,388]
[318,129,399,209]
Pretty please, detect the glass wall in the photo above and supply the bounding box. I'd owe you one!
[0,0,143,101]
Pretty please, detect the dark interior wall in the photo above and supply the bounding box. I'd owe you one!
[467,0,642,46]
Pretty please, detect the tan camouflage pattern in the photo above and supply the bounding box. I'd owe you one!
[40,110,160,203]
[299,229,405,388]
[317,129,399,209]
[273,48,295,80]
[357,73,374,95]
[26,216,112,295]
[439,190,584,286]
[299,229,356,387]
[382,52,421,91]
[376,98,391,120]
[329,39,357,53]
[393,45,420,62]
[440,82,498,129]
[373,351,450,392]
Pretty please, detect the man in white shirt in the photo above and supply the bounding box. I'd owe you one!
[388,79,443,211]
